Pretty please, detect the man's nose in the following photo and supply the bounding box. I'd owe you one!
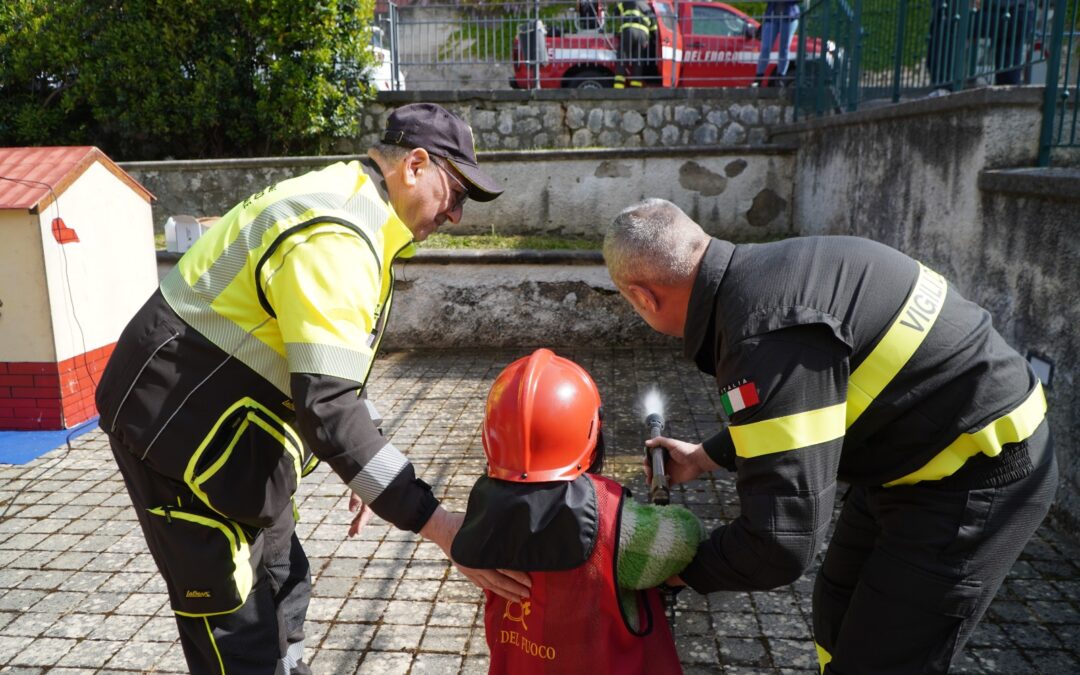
[446,204,464,224]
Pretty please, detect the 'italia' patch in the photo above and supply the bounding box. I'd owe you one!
[720,380,759,415]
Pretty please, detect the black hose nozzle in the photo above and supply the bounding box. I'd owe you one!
[644,412,669,505]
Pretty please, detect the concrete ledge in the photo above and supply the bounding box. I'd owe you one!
[121,144,797,172]
[979,167,1080,201]
[773,86,1043,136]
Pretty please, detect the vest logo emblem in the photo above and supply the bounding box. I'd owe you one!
[503,599,531,631]
[185,589,212,599]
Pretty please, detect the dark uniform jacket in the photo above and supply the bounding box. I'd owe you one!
[678,237,1045,593]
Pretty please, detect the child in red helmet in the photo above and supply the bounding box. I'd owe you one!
[452,348,704,674]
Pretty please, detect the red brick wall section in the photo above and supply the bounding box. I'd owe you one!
[0,343,114,431]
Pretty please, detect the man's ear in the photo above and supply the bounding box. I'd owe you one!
[625,283,660,314]
[402,148,430,187]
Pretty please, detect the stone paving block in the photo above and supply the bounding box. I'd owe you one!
[131,616,178,643]
[55,638,123,667]
[382,599,434,626]
[677,633,720,664]
[0,590,47,612]
[718,636,770,666]
[768,637,818,670]
[153,642,192,672]
[429,601,479,627]
[9,636,75,666]
[966,646,1036,672]
[357,650,412,674]
[322,621,377,651]
[421,625,470,653]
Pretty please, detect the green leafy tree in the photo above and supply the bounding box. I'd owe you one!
[0,0,377,159]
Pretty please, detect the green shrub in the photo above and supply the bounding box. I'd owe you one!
[0,0,377,160]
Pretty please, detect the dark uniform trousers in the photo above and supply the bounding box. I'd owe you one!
[109,434,312,675]
[813,422,1057,674]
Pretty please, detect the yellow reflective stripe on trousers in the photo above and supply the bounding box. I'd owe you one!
[816,642,832,674]
[884,381,1046,486]
[847,263,947,428]
[204,617,225,673]
[731,403,846,458]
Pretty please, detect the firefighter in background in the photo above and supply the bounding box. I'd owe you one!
[577,0,604,30]
[451,349,705,674]
[605,199,1057,674]
[95,103,530,674]
[612,1,656,88]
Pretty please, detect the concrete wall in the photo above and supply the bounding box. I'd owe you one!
[773,86,1080,529]
[123,145,797,241]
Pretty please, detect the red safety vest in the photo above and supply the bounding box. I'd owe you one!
[483,474,683,674]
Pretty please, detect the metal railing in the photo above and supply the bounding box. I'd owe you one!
[1039,0,1079,165]
[380,1,829,90]
[794,1,1067,119]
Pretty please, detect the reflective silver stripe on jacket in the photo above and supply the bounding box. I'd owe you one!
[275,640,305,674]
[348,442,409,504]
[161,271,292,393]
[286,342,374,386]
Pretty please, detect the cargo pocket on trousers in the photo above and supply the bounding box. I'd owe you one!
[857,552,982,673]
[144,505,262,617]
[186,397,303,528]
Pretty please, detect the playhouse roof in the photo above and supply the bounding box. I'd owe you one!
[0,146,154,213]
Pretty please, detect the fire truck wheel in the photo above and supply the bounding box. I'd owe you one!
[566,68,612,89]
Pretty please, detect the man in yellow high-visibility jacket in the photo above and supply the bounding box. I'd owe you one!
[96,103,528,674]
[605,198,1056,674]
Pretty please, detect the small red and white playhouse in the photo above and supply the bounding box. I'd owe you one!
[0,147,156,430]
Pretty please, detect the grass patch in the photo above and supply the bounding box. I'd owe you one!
[419,233,601,250]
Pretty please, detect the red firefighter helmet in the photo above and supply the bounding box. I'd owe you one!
[483,348,602,482]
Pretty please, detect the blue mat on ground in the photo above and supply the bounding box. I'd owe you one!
[0,417,99,465]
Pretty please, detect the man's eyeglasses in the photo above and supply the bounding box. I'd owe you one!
[433,157,469,212]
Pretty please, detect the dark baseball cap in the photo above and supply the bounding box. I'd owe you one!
[382,103,503,202]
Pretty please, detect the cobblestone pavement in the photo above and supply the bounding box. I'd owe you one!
[0,348,1077,674]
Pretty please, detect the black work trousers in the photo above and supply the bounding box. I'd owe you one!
[109,435,313,674]
[813,421,1057,674]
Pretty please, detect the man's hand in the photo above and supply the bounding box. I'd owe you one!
[347,491,375,538]
[644,437,721,486]
[420,506,532,602]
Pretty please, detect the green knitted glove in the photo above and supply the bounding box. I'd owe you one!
[617,499,706,590]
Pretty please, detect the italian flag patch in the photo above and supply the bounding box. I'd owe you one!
[720,381,759,415]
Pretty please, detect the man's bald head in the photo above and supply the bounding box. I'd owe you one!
[603,198,710,288]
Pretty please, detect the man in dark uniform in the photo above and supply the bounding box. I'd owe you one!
[603,198,1057,673]
[612,1,656,88]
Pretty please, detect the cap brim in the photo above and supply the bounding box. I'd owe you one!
[446,158,504,203]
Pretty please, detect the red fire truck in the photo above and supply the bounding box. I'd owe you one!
[511,1,826,89]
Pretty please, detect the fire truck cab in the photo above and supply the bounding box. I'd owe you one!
[511,1,814,89]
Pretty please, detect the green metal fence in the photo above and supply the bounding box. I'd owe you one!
[794,1,1077,167]
[1039,0,1079,165]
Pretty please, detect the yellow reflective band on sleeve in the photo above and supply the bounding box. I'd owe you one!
[730,403,846,458]
[884,381,1046,487]
[816,642,832,673]
[847,263,947,428]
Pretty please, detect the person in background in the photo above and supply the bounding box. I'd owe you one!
[979,0,1037,84]
[578,0,605,30]
[452,348,705,674]
[612,1,657,88]
[605,198,1056,674]
[95,103,528,674]
[754,1,801,87]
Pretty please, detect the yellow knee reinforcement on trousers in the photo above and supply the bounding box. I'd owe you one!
[816,642,832,674]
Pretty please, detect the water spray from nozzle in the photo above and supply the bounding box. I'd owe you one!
[643,388,666,438]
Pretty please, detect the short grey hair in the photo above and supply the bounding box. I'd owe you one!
[371,142,411,162]
[603,198,710,286]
